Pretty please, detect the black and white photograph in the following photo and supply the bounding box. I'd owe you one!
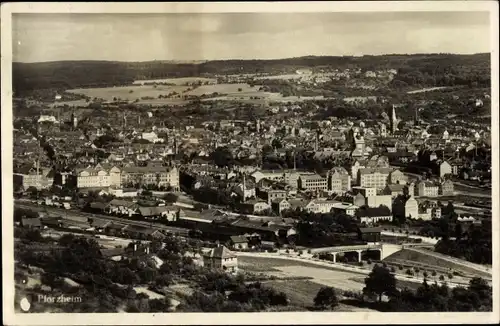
[2,1,498,325]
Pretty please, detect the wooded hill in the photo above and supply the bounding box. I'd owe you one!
[13,53,490,94]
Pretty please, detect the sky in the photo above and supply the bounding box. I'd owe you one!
[12,12,491,63]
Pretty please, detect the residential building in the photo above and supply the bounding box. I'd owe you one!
[105,199,139,217]
[416,181,439,197]
[271,198,291,215]
[328,167,351,193]
[238,200,271,214]
[393,195,418,219]
[432,207,442,219]
[304,199,340,214]
[389,170,407,185]
[330,202,358,216]
[203,246,238,273]
[383,184,406,198]
[439,161,452,178]
[228,236,249,250]
[353,193,366,207]
[366,195,392,212]
[352,186,376,198]
[439,179,454,196]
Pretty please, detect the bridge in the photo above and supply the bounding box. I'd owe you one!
[310,244,383,263]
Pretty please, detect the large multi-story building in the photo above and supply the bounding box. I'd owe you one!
[121,166,179,190]
[14,167,54,190]
[416,181,439,197]
[73,167,111,188]
[366,195,393,211]
[439,161,452,178]
[393,195,418,219]
[328,167,351,193]
[357,167,392,190]
[298,174,328,192]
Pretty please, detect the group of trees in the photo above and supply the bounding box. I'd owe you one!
[178,271,289,312]
[191,186,241,208]
[361,265,492,312]
[435,221,492,264]
[284,210,362,247]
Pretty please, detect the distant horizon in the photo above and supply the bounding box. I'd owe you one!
[12,52,492,65]
[12,12,491,63]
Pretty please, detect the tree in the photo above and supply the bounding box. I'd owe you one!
[313,286,339,310]
[163,193,178,203]
[363,265,397,302]
[41,272,63,291]
[149,298,172,312]
[211,147,234,168]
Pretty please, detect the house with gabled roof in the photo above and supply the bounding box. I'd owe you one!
[202,245,238,273]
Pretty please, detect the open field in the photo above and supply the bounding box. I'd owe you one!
[66,85,190,101]
[133,77,217,85]
[183,83,259,96]
[273,265,366,292]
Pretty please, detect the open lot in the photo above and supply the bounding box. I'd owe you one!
[238,256,367,293]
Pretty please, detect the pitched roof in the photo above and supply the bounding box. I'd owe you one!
[386,184,405,192]
[100,248,125,258]
[359,227,383,233]
[359,167,393,175]
[204,246,237,259]
[107,199,136,208]
[230,235,249,243]
[21,217,42,227]
[138,206,169,217]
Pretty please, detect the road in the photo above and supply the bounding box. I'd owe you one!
[15,201,190,235]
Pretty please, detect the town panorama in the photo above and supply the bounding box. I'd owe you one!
[11,13,493,315]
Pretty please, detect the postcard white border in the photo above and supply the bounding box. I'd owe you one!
[2,1,499,325]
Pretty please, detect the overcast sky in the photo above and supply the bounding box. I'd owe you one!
[12,12,491,62]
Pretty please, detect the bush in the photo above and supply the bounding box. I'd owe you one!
[448,273,453,279]
[366,259,372,265]
[390,266,396,273]
[432,271,437,276]
[285,249,290,254]
[358,261,364,266]
[382,262,387,268]
[423,272,428,278]
[439,275,445,281]
[314,286,339,310]
[398,265,404,270]
[307,249,312,254]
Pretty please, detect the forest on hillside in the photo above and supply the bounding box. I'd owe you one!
[13,53,490,95]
